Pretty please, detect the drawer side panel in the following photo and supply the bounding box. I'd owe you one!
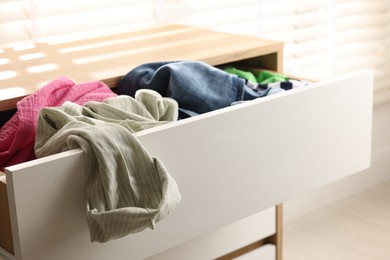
[0,174,14,255]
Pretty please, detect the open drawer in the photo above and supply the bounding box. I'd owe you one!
[0,68,372,259]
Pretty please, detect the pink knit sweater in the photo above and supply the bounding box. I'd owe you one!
[0,76,116,169]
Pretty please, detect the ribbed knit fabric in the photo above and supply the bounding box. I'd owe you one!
[35,90,181,243]
[0,77,116,169]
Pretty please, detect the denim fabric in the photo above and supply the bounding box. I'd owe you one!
[117,61,284,118]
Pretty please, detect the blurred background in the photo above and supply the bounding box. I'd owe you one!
[1,0,389,103]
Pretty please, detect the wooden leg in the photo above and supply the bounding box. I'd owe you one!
[269,204,283,260]
[217,204,283,260]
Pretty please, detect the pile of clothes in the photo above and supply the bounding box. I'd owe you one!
[0,60,309,242]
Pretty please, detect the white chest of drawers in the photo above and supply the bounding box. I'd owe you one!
[0,24,372,260]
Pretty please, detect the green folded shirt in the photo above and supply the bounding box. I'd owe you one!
[223,66,288,84]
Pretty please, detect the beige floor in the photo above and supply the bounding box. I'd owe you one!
[283,180,390,260]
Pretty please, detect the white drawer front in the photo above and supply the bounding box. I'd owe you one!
[5,70,372,260]
[147,207,275,260]
[233,244,276,260]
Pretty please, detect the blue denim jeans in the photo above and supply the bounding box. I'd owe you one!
[117,61,284,118]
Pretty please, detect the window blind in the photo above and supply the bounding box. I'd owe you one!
[1,0,389,104]
[157,0,390,105]
[330,0,390,104]
[0,0,30,46]
[0,0,156,46]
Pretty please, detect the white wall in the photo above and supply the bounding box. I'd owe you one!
[284,101,390,222]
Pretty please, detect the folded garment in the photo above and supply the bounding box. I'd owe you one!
[223,66,289,84]
[35,90,181,243]
[266,79,310,90]
[117,61,285,118]
[0,77,116,169]
[223,66,310,91]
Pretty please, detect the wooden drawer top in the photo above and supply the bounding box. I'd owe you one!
[0,24,282,112]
